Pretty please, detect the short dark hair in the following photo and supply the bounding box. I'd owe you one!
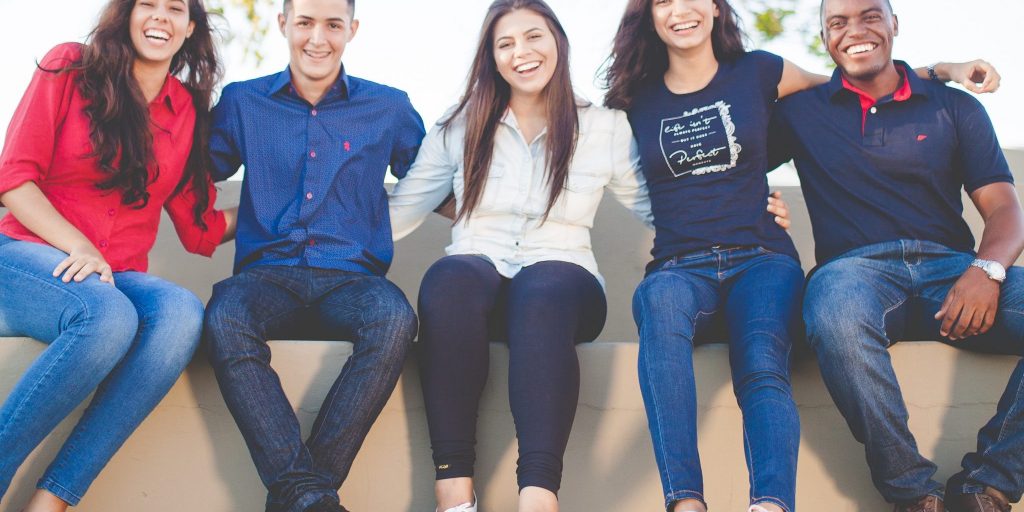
[283,0,355,16]
[820,0,892,22]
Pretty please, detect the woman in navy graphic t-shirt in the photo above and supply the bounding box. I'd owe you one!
[601,1,996,511]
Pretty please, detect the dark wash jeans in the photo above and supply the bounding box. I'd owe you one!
[204,265,416,512]
[633,246,804,512]
[804,240,1024,504]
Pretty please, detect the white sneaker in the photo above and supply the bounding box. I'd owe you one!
[437,493,477,512]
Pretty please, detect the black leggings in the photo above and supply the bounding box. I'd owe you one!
[417,255,607,494]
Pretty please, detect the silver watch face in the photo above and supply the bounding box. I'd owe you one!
[986,261,1007,281]
[976,260,1007,281]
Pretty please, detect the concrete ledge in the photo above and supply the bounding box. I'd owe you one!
[1,338,1019,511]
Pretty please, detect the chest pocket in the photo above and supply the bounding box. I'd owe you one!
[551,171,605,224]
[455,163,509,214]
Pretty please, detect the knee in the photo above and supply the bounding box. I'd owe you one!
[362,284,417,349]
[734,369,793,405]
[69,287,139,366]
[202,297,257,365]
[419,256,494,312]
[803,271,877,353]
[633,273,697,335]
[421,256,491,291]
[149,287,204,364]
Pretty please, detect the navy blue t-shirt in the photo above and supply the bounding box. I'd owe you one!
[628,50,798,267]
[770,63,1013,265]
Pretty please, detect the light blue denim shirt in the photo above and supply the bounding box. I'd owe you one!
[389,104,652,288]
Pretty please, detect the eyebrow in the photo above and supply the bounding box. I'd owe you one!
[295,15,347,23]
[495,26,545,41]
[826,6,884,22]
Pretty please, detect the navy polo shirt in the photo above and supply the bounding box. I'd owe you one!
[210,67,426,275]
[628,50,798,267]
[770,61,1012,264]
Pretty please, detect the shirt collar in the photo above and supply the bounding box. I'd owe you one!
[152,74,188,114]
[267,65,351,101]
[828,60,927,104]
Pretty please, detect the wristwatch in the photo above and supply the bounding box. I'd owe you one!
[971,259,1007,283]
[927,63,941,81]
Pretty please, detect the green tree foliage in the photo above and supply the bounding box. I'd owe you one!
[209,0,273,65]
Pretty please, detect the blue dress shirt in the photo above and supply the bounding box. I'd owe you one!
[210,67,425,275]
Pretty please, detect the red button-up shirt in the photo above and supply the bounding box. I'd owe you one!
[0,43,226,272]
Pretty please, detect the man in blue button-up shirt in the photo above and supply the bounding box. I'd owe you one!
[203,1,425,511]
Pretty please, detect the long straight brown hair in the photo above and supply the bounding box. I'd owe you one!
[602,0,747,110]
[442,0,580,223]
[46,0,222,227]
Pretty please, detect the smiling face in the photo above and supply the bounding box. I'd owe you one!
[651,0,718,54]
[279,0,358,94]
[492,8,559,102]
[821,0,898,82]
[129,0,194,70]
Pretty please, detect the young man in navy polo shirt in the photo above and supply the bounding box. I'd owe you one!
[202,1,425,511]
[771,0,1024,511]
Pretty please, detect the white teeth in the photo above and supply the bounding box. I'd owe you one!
[846,43,877,55]
[516,62,541,73]
[144,29,170,41]
[672,21,699,31]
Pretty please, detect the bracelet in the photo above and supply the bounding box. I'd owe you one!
[927,63,940,81]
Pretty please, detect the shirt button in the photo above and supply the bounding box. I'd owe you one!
[869,107,878,114]
[311,109,318,116]
[99,240,108,248]
[306,192,314,200]
[309,150,317,158]
[107,209,115,217]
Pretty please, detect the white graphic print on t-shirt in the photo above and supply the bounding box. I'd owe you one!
[659,100,741,178]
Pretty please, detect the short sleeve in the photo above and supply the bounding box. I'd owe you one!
[748,50,785,103]
[0,43,80,200]
[951,93,1013,193]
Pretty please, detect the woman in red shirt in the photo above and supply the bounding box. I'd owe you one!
[0,1,234,510]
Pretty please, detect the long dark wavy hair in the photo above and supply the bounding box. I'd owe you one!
[602,0,746,110]
[46,0,221,227]
[442,0,580,223]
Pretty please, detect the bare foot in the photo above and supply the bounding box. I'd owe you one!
[23,489,69,512]
[518,486,557,512]
[672,498,707,512]
[435,477,475,511]
[750,503,785,512]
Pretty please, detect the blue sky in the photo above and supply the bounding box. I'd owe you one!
[1,0,1020,153]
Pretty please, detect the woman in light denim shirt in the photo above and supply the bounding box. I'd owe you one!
[388,2,790,511]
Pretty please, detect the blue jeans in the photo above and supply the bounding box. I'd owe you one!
[633,246,804,512]
[204,265,416,512]
[0,235,202,505]
[804,240,1024,504]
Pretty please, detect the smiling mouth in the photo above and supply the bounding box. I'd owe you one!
[515,61,541,74]
[303,50,331,60]
[845,42,879,56]
[144,29,171,43]
[671,21,700,33]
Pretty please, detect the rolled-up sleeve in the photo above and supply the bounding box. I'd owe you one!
[0,44,79,200]
[165,176,227,257]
